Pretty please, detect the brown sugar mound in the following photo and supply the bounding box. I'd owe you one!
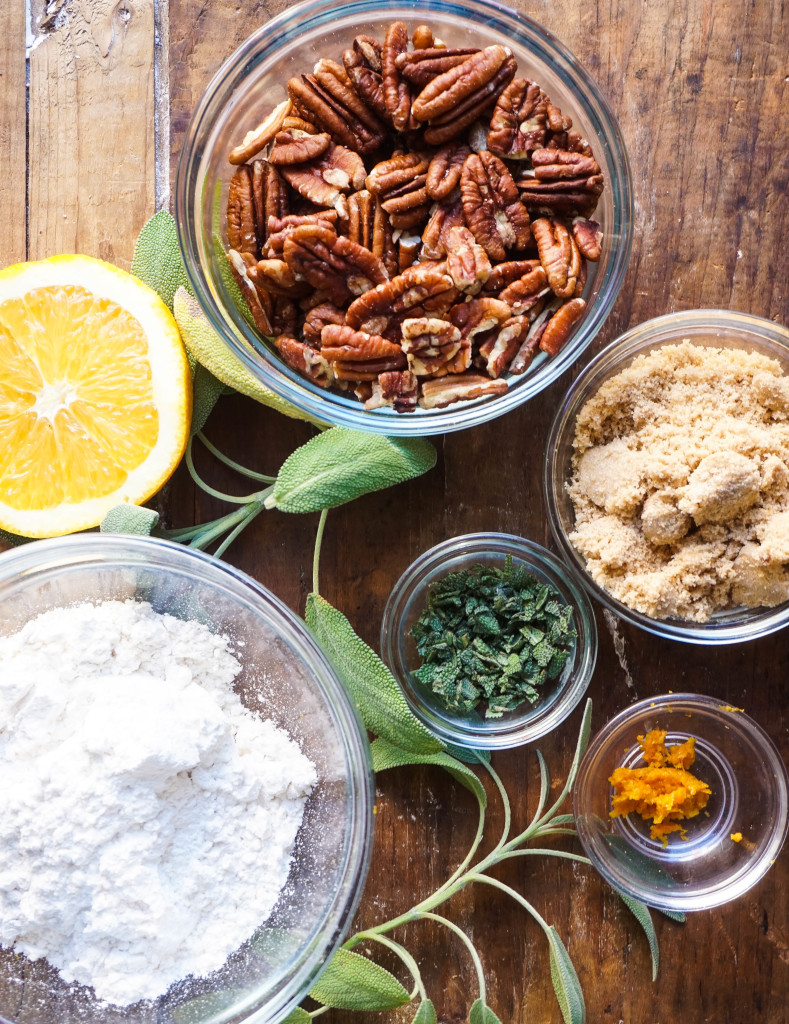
[568,342,789,621]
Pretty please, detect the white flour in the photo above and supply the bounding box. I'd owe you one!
[0,599,316,1005]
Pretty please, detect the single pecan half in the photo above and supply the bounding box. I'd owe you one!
[422,56,517,145]
[321,323,404,362]
[253,257,311,298]
[445,226,492,295]
[228,98,291,165]
[572,217,603,261]
[532,147,601,181]
[509,310,550,374]
[265,210,339,258]
[411,45,511,122]
[531,217,581,298]
[421,198,465,260]
[401,317,463,376]
[539,297,586,356]
[275,334,334,386]
[303,301,346,346]
[419,373,508,409]
[460,151,531,261]
[382,22,414,131]
[227,249,273,334]
[396,47,480,90]
[487,78,549,159]
[227,166,259,255]
[365,369,419,412]
[283,223,389,303]
[366,153,432,229]
[280,141,366,215]
[346,264,458,336]
[343,36,388,122]
[481,259,541,295]
[346,189,398,277]
[269,129,331,165]
[515,172,605,217]
[498,264,549,315]
[288,59,386,155]
[426,142,472,200]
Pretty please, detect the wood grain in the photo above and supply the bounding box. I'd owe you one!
[166,1,789,1022]
[26,0,156,268]
[0,3,27,265]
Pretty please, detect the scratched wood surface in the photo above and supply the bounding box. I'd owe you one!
[4,0,789,1022]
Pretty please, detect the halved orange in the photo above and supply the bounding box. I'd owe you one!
[0,255,192,537]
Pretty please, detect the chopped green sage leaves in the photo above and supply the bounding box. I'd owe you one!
[410,555,577,719]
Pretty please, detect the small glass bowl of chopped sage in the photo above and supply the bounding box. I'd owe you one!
[381,534,597,748]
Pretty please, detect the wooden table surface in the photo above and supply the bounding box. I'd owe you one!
[2,1,788,1022]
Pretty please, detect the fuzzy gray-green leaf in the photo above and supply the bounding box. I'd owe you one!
[131,211,191,312]
[305,594,443,755]
[616,890,659,981]
[100,504,160,536]
[469,999,503,1024]
[546,927,585,1024]
[371,738,486,806]
[280,1008,312,1024]
[413,999,438,1024]
[268,428,437,513]
[658,907,686,923]
[191,362,236,436]
[308,949,411,1011]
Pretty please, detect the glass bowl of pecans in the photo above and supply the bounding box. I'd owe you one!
[176,0,632,433]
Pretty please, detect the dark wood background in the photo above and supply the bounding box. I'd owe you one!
[4,1,788,1021]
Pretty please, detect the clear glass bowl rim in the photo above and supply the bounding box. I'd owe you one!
[543,308,789,644]
[572,692,789,911]
[174,0,633,436]
[0,533,374,1024]
[380,532,598,748]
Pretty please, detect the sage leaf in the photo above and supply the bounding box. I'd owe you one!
[615,890,658,981]
[413,999,438,1024]
[131,210,191,312]
[305,594,443,755]
[371,737,486,807]
[171,988,248,1024]
[191,362,235,436]
[469,999,503,1024]
[100,504,159,536]
[267,428,437,513]
[658,908,686,923]
[308,948,411,1011]
[280,1008,312,1024]
[445,742,491,766]
[546,926,585,1024]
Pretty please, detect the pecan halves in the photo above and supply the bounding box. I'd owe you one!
[346,190,398,277]
[445,226,492,295]
[498,264,549,315]
[411,45,512,122]
[227,166,259,254]
[227,249,274,335]
[365,370,419,412]
[460,151,531,261]
[283,224,389,303]
[228,98,291,165]
[572,217,603,261]
[269,129,331,165]
[419,373,508,409]
[396,48,479,90]
[487,78,549,159]
[346,264,458,336]
[343,36,388,122]
[288,59,386,156]
[303,302,346,346]
[539,297,586,356]
[426,142,472,200]
[382,22,414,131]
[280,142,366,214]
[420,198,465,259]
[321,324,407,380]
[448,297,511,346]
[531,217,581,299]
[265,211,339,258]
[477,314,530,377]
[275,334,334,386]
[401,317,463,376]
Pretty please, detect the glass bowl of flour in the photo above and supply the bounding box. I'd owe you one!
[0,533,374,1024]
